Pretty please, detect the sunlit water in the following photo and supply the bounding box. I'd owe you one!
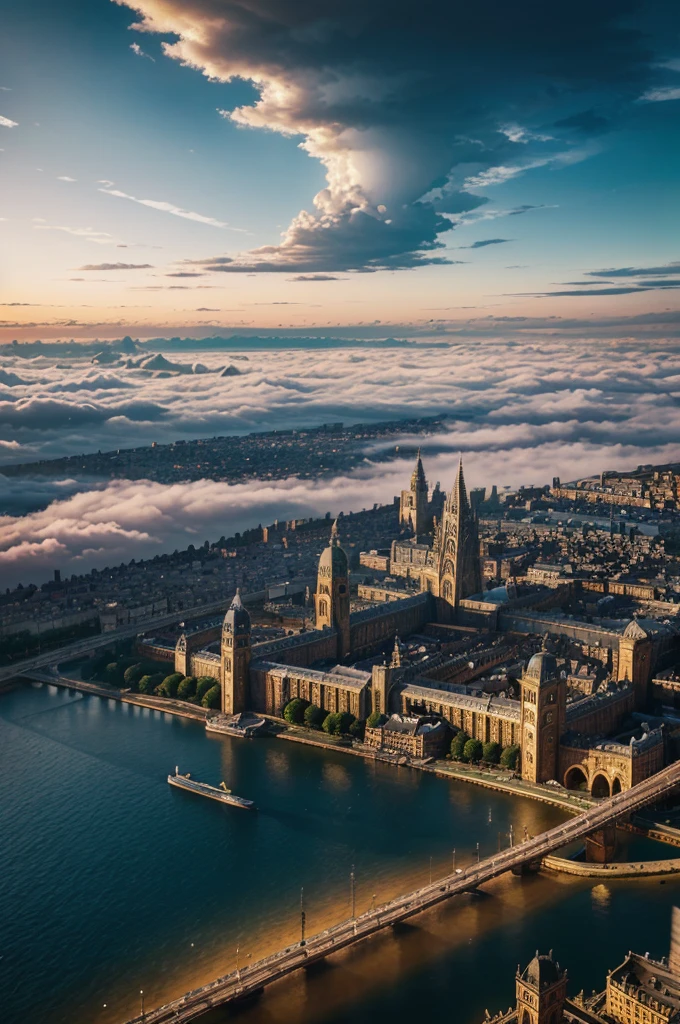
[0,683,675,1024]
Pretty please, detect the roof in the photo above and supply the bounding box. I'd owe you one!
[401,681,521,721]
[525,650,559,684]
[623,617,674,640]
[522,954,563,989]
[317,520,349,576]
[223,589,251,634]
[250,660,370,692]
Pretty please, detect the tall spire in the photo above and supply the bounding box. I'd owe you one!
[330,518,339,545]
[447,454,470,514]
[411,447,427,491]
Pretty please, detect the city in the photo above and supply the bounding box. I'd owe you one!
[3,1,680,1022]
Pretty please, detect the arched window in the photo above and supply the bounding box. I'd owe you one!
[565,765,588,791]
[611,776,622,795]
[591,774,611,799]
[319,599,328,617]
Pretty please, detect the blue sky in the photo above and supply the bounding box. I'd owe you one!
[1,0,679,338]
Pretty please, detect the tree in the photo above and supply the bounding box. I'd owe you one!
[337,712,355,735]
[463,738,483,763]
[177,676,197,700]
[482,741,502,765]
[349,718,365,740]
[500,744,521,771]
[322,712,342,735]
[196,676,217,700]
[366,710,386,729]
[104,661,124,687]
[303,704,326,729]
[202,684,221,709]
[123,663,145,689]
[138,673,158,694]
[450,730,469,761]
[283,698,310,724]
[158,672,184,698]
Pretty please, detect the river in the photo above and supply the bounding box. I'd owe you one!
[0,683,676,1024]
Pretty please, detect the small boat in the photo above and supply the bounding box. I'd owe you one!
[167,767,256,810]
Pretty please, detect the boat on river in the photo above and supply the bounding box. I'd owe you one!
[167,767,256,810]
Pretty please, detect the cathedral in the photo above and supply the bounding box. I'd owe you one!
[170,453,672,801]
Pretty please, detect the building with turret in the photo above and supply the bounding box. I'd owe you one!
[399,449,430,536]
[485,908,680,1023]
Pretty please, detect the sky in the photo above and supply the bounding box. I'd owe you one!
[1,0,680,339]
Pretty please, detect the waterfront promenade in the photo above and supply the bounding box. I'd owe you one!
[121,758,680,1024]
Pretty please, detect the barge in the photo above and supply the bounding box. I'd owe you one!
[167,767,256,810]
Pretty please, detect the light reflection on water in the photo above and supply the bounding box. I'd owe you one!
[0,683,674,1024]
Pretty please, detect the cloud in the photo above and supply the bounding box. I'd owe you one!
[639,86,680,103]
[460,238,512,249]
[97,179,115,187]
[114,0,662,274]
[166,271,206,278]
[290,274,342,282]
[33,223,120,245]
[130,41,155,61]
[99,187,244,230]
[586,261,680,278]
[0,115,18,128]
[57,176,77,182]
[76,262,154,270]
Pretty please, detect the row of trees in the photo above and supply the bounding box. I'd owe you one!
[82,654,221,709]
[282,698,365,739]
[449,731,520,770]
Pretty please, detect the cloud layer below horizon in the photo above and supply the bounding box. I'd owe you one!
[3,335,680,584]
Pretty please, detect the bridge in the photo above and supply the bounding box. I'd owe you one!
[122,758,680,1024]
[0,591,265,686]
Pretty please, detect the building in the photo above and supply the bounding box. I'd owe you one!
[364,713,449,758]
[485,908,680,1023]
[399,449,430,536]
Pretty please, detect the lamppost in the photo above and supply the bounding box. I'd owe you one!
[429,856,433,884]
[476,842,480,863]
[350,865,356,919]
[452,848,456,872]
[371,892,376,914]
[300,887,306,946]
[140,990,145,1019]
[236,945,241,982]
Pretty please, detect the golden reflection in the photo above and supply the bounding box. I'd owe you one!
[591,883,612,910]
[321,760,352,790]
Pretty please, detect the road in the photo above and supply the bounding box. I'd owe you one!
[0,590,265,685]
[121,757,680,1024]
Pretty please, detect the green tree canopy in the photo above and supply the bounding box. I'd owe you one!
[196,676,217,699]
[104,662,124,687]
[322,712,342,735]
[123,663,145,689]
[283,697,310,724]
[337,712,355,735]
[366,710,386,729]
[463,738,483,763]
[177,676,197,700]
[500,744,521,770]
[303,704,326,728]
[158,672,184,698]
[349,718,365,740]
[201,684,221,709]
[482,741,502,765]
[450,730,469,761]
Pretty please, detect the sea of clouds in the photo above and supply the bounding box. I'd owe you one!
[2,338,680,587]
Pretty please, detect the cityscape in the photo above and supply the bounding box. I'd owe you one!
[3,1,680,1024]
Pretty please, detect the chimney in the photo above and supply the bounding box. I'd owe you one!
[670,906,680,976]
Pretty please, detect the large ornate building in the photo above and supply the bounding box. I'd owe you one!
[170,455,673,799]
[485,908,680,1023]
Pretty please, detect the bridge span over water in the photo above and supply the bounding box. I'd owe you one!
[122,758,680,1024]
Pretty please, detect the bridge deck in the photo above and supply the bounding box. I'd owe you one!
[122,758,680,1024]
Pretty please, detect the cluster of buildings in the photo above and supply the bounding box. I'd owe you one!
[486,907,680,1023]
[172,452,680,801]
[1,415,445,487]
[553,464,680,513]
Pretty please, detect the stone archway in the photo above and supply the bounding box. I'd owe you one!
[565,765,589,791]
[611,776,622,795]
[591,773,611,799]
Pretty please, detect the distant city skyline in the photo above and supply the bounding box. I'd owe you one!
[1,0,680,339]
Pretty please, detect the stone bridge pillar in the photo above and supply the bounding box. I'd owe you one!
[585,825,617,863]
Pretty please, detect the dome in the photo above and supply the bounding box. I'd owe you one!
[223,590,251,635]
[522,953,560,989]
[318,521,348,576]
[525,650,559,684]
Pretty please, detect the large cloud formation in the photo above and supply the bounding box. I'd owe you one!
[115,0,675,273]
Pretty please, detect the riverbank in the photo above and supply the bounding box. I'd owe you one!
[22,671,209,722]
[543,853,680,878]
